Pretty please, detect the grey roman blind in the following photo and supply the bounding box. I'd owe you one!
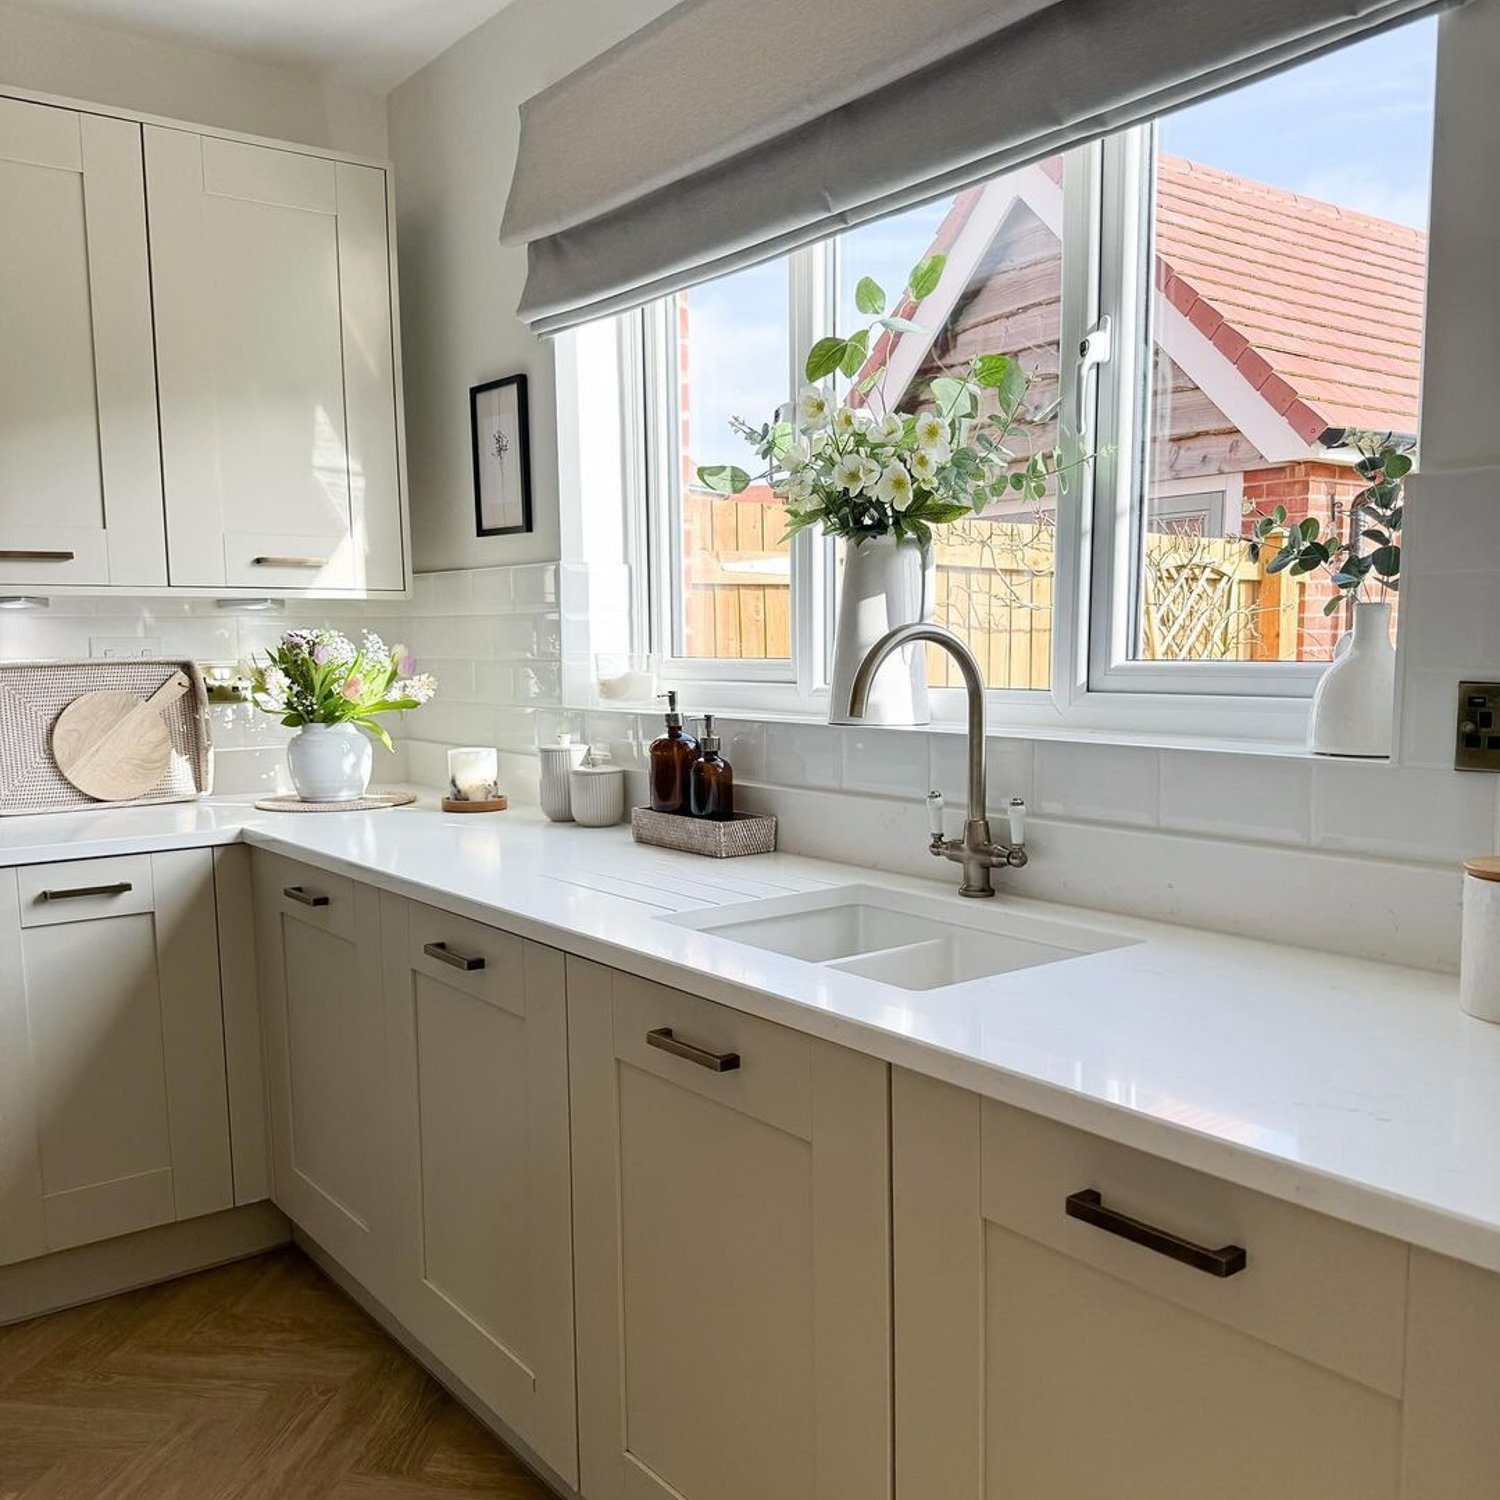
[502,0,1456,335]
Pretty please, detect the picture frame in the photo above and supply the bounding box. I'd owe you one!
[469,373,533,537]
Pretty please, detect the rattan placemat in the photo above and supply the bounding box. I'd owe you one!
[254,790,418,813]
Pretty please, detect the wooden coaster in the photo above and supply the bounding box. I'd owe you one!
[442,795,508,813]
[255,790,417,812]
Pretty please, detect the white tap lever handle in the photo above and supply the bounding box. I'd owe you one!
[927,790,945,839]
[1008,797,1026,847]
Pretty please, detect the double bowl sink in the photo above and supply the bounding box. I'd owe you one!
[667,883,1133,993]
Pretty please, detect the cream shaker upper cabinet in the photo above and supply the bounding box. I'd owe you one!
[0,99,164,587]
[146,129,406,593]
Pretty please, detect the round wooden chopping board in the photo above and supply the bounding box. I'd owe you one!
[51,671,193,802]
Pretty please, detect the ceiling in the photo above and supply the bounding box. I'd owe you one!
[23,0,518,91]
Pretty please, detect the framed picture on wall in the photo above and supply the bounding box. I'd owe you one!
[470,374,533,536]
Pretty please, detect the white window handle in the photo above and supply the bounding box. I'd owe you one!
[1074,314,1113,447]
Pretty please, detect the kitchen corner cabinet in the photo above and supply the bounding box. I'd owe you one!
[253,853,390,1298]
[380,895,577,1486]
[0,98,163,587]
[567,958,891,1500]
[0,89,408,597]
[0,852,233,1267]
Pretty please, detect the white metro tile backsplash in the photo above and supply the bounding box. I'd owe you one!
[6,556,1496,971]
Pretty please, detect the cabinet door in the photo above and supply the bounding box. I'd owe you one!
[383,897,576,1485]
[146,128,405,593]
[568,958,890,1500]
[254,853,389,1296]
[893,1069,1405,1500]
[0,98,164,587]
[0,852,231,1264]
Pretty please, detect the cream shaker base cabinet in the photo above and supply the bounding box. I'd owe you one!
[380,895,578,1488]
[254,854,391,1301]
[893,1068,1423,1500]
[0,97,163,588]
[567,958,892,1500]
[0,853,233,1267]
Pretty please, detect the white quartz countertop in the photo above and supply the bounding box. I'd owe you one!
[4,793,1498,1273]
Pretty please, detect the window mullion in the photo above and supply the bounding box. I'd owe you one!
[789,240,829,701]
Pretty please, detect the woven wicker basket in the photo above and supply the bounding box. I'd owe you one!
[631,806,777,858]
[0,658,212,815]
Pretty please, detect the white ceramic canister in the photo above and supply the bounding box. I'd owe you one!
[570,748,626,827]
[1460,857,1500,1023]
[539,737,587,821]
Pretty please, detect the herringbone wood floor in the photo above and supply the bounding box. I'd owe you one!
[0,1246,555,1499]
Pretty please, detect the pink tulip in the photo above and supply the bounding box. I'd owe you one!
[340,676,365,701]
[312,644,332,665]
[398,655,418,676]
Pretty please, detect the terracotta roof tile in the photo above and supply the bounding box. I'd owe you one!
[1155,156,1426,434]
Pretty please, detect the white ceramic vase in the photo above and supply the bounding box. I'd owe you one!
[828,535,936,726]
[286,722,373,801]
[1308,599,1396,757]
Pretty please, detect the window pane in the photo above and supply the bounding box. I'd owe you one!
[1134,21,1435,664]
[675,260,791,660]
[837,159,1068,691]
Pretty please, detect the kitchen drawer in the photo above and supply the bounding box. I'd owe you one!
[266,858,356,942]
[405,901,525,1015]
[610,970,812,1141]
[981,1100,1408,1396]
[16,855,155,927]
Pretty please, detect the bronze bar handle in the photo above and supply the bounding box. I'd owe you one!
[0,549,75,561]
[646,1025,740,1073]
[252,555,328,568]
[423,940,485,972]
[283,885,330,908]
[40,881,132,901]
[1065,1188,1246,1278]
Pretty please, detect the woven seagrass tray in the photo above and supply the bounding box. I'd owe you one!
[631,806,777,857]
[0,659,212,815]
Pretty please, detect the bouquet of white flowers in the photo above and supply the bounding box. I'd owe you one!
[251,629,436,752]
[697,253,1087,550]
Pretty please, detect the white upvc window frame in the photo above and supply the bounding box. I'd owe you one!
[623,129,1334,745]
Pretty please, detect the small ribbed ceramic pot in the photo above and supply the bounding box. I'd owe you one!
[570,759,625,826]
[538,739,587,821]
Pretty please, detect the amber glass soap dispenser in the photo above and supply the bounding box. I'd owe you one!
[689,714,734,820]
[649,690,700,814]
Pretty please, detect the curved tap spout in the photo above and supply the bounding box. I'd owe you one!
[848,623,987,819]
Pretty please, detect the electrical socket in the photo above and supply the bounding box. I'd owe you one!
[90,637,162,659]
[1455,680,1500,770]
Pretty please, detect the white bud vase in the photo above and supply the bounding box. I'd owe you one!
[828,535,936,726]
[286,722,373,801]
[1308,600,1395,757]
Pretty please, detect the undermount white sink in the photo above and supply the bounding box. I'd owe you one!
[667,884,1134,992]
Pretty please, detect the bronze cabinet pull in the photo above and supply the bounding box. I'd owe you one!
[1065,1188,1247,1278]
[283,885,330,908]
[646,1025,740,1073]
[252,556,328,568]
[423,940,485,972]
[40,881,132,901]
[0,549,75,561]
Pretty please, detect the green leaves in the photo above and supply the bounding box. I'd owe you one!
[854,276,885,316]
[907,254,946,301]
[804,336,847,383]
[974,353,1029,414]
[804,331,871,382]
[931,376,977,418]
[696,464,751,495]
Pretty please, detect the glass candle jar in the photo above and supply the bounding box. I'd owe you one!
[447,746,499,802]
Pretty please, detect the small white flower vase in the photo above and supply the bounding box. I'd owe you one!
[1308,600,1396,757]
[828,535,936,726]
[287,723,373,801]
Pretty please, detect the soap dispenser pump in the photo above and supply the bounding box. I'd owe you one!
[689,714,734,820]
[649,690,700,814]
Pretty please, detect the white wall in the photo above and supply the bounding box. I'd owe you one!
[387,0,676,572]
[0,2,387,156]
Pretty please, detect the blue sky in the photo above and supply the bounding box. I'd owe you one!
[686,19,1439,468]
